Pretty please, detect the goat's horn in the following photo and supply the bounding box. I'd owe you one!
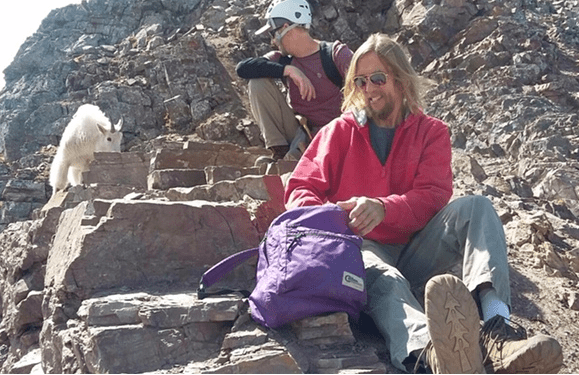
[115,118,123,132]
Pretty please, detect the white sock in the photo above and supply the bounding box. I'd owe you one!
[479,287,510,323]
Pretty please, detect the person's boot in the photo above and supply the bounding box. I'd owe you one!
[255,145,290,167]
[480,315,563,373]
[285,128,308,161]
[269,145,289,160]
[423,274,485,373]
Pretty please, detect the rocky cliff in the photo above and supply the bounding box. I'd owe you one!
[0,0,578,373]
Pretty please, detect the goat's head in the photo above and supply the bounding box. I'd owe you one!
[96,117,123,153]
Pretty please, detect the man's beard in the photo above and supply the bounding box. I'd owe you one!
[365,95,396,127]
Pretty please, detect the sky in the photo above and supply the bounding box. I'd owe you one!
[0,0,82,90]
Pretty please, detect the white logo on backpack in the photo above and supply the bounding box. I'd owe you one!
[342,271,365,292]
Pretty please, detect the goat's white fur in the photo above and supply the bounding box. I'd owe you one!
[49,104,123,195]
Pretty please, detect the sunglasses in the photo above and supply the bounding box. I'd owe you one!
[268,27,281,39]
[353,72,388,88]
[265,17,286,39]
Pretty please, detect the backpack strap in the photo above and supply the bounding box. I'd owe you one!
[279,55,293,66]
[278,42,343,88]
[197,247,258,299]
[319,41,343,88]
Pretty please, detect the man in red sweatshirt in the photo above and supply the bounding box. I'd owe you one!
[285,33,562,374]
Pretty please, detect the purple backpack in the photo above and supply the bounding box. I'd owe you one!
[198,204,366,328]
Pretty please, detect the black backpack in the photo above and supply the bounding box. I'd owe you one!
[279,41,343,88]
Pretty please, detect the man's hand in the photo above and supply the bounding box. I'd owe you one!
[336,197,385,237]
[284,65,316,101]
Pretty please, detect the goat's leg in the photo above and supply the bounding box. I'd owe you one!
[49,153,70,193]
[69,166,84,186]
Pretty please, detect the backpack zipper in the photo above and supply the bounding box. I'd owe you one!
[287,232,307,252]
[286,230,361,252]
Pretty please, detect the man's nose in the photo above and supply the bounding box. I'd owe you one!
[363,82,374,92]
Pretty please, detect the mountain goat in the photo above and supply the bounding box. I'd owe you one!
[49,104,123,195]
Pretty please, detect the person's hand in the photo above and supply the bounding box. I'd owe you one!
[336,197,385,237]
[284,65,316,101]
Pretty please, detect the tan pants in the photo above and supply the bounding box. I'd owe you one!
[248,78,299,148]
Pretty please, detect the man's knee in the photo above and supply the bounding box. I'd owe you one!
[248,78,279,97]
[450,195,495,215]
[367,266,410,294]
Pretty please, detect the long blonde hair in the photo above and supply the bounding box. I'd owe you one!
[341,33,435,114]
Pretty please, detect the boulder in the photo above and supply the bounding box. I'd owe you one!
[83,152,150,189]
[45,199,260,300]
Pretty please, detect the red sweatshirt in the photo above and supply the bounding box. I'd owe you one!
[285,110,453,244]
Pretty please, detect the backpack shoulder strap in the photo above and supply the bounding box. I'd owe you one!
[197,247,259,299]
[319,41,343,88]
[279,55,293,66]
[280,45,342,88]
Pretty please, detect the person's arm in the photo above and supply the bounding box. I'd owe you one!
[332,41,354,78]
[375,120,453,233]
[236,57,286,79]
[285,121,342,208]
[285,64,316,101]
[237,53,316,101]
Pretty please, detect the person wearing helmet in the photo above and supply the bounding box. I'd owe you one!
[236,0,353,162]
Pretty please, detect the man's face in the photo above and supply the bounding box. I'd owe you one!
[271,26,285,50]
[271,23,295,56]
[354,52,403,126]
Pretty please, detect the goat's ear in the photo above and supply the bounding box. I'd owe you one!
[114,118,123,132]
[96,123,108,135]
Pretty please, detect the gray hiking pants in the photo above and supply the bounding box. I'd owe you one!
[362,195,510,371]
[248,78,299,149]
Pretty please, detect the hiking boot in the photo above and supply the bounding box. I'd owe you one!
[269,145,290,160]
[480,315,563,373]
[408,341,436,373]
[254,155,276,167]
[424,274,485,373]
[285,127,309,161]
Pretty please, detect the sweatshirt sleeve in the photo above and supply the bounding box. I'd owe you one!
[332,41,354,78]
[236,57,286,79]
[285,121,342,208]
[236,49,291,79]
[376,119,453,236]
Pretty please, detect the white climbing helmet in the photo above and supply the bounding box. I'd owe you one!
[255,0,312,36]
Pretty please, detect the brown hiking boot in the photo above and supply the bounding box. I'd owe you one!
[424,274,485,373]
[411,341,438,373]
[269,145,290,160]
[480,315,563,373]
